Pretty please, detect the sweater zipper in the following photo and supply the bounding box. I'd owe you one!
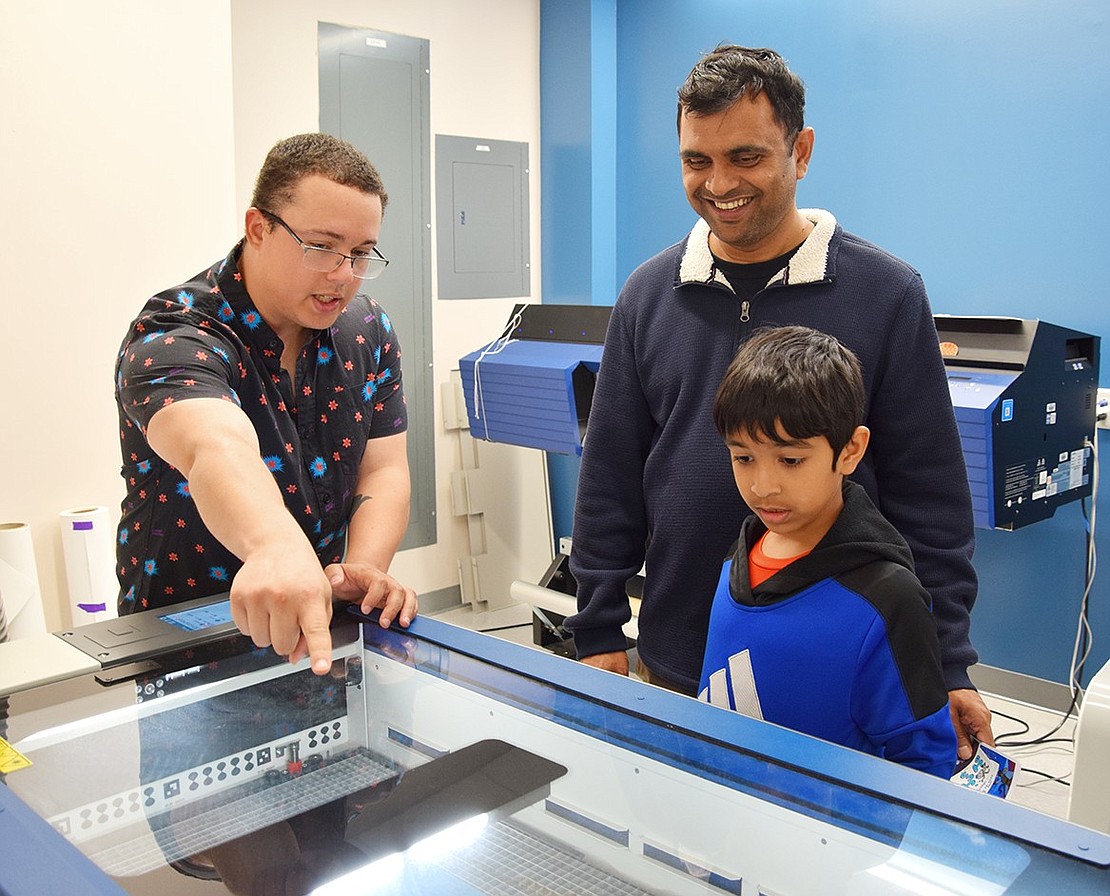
[740,300,750,323]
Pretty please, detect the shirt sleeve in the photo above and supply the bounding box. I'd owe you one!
[852,595,958,778]
[116,316,241,433]
[863,273,979,690]
[566,297,652,658]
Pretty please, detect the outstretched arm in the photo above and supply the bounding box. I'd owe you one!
[146,397,336,674]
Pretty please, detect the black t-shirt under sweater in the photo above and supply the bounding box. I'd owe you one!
[713,245,801,301]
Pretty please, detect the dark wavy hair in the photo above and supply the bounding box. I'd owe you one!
[677,44,806,143]
[714,326,865,467]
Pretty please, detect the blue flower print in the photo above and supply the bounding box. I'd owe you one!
[361,380,378,402]
[176,481,192,498]
[309,457,328,479]
[209,566,229,582]
[218,301,234,322]
[142,330,166,344]
[263,455,285,473]
[240,309,262,330]
[119,528,129,545]
[176,290,196,311]
[317,346,334,365]
[144,559,159,576]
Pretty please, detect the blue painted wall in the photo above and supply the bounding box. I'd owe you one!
[540,0,1110,685]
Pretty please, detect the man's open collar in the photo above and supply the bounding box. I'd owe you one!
[677,209,838,291]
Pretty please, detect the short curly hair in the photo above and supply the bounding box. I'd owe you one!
[250,132,388,213]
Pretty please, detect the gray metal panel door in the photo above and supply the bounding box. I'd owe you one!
[435,134,530,299]
[319,22,434,550]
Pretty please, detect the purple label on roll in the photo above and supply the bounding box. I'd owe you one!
[72,521,94,530]
[77,603,107,613]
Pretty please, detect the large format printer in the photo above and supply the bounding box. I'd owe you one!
[458,310,1101,532]
[2,596,1110,894]
[458,303,609,456]
[936,316,1100,530]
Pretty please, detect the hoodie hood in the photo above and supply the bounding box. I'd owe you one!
[730,480,915,606]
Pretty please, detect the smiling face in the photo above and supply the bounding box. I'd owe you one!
[242,174,383,355]
[726,421,869,558]
[680,93,814,263]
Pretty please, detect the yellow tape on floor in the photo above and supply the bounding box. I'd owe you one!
[0,736,32,774]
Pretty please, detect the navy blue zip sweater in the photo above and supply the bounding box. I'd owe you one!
[567,211,978,693]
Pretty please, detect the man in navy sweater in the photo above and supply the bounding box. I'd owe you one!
[566,44,994,759]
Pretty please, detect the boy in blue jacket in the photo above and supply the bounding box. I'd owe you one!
[698,325,957,777]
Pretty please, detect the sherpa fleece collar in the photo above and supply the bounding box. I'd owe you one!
[677,209,838,292]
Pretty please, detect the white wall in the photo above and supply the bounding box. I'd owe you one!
[0,2,238,630]
[0,0,548,630]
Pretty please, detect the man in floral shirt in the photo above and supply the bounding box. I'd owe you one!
[115,133,417,675]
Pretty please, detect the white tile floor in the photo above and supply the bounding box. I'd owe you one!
[980,691,1076,820]
[433,604,1080,823]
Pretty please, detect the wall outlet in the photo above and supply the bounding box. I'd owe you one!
[1098,387,1110,430]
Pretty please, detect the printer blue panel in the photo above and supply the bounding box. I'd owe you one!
[460,341,603,455]
[949,381,1005,528]
[947,374,1012,421]
[938,319,1099,530]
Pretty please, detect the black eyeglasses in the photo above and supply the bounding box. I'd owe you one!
[258,209,389,280]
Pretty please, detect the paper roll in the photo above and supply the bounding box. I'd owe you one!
[0,521,48,640]
[59,506,120,625]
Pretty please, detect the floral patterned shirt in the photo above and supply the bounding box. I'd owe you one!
[114,242,406,613]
